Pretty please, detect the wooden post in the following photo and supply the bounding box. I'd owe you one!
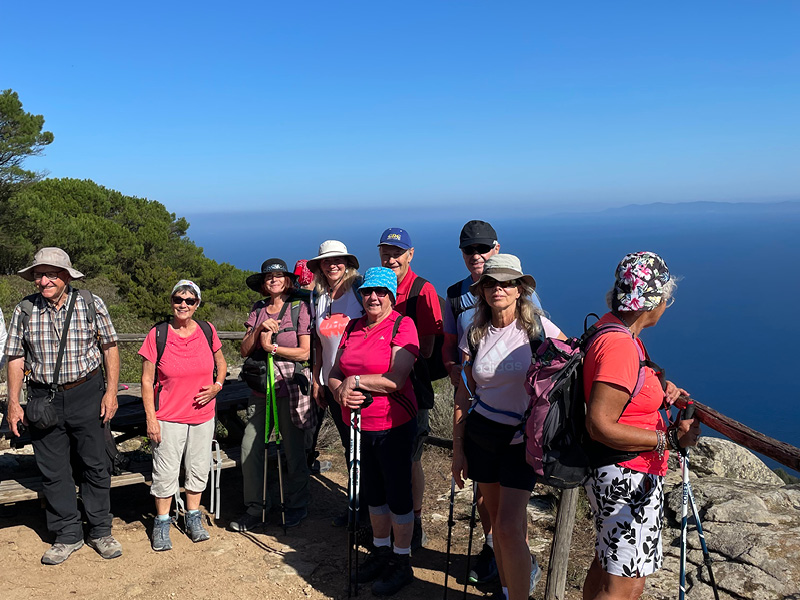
[544,486,579,600]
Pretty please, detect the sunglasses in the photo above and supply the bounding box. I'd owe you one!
[481,278,520,289]
[33,271,63,281]
[359,287,390,298]
[172,296,198,306]
[462,244,494,256]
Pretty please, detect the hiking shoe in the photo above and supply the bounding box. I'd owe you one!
[410,517,427,551]
[469,543,499,584]
[351,545,392,583]
[283,507,308,528]
[41,540,84,565]
[372,553,413,596]
[229,512,262,532]
[87,535,123,560]
[529,555,542,596]
[152,518,173,551]
[186,512,209,543]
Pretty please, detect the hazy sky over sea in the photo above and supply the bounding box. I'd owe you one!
[4,1,799,213]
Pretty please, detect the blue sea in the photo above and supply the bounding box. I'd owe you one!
[186,201,800,474]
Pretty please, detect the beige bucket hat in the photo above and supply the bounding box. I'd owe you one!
[17,247,85,281]
[469,253,536,295]
[306,240,359,274]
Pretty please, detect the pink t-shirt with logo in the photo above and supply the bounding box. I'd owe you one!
[139,322,222,425]
[337,311,420,431]
[313,288,364,385]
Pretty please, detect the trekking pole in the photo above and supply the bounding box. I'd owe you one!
[686,482,720,600]
[463,480,478,600]
[347,407,361,597]
[442,477,456,600]
[268,352,287,535]
[678,400,695,600]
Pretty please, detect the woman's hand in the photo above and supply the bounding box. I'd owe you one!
[146,418,162,444]
[675,416,701,448]
[451,446,469,489]
[664,380,689,406]
[194,384,219,406]
[312,382,327,408]
[333,376,367,409]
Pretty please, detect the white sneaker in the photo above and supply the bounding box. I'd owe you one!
[529,555,542,596]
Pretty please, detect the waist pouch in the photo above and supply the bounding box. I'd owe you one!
[25,385,58,430]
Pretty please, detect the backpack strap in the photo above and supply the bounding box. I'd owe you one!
[405,276,427,322]
[351,276,365,312]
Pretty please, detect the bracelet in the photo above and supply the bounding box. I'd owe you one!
[654,430,666,459]
[271,344,278,356]
[214,381,223,389]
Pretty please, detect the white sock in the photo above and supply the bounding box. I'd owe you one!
[485,533,494,549]
[373,536,391,548]
[393,545,411,555]
[156,514,170,521]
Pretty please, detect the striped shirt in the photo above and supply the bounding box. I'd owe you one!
[4,286,118,385]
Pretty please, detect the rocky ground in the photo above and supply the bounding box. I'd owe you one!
[0,433,797,599]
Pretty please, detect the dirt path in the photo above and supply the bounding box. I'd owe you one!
[0,446,596,600]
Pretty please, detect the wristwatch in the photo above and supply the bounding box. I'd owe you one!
[354,375,360,389]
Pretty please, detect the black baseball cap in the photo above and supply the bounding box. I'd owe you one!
[459,220,498,248]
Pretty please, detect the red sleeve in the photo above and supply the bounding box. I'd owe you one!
[209,323,223,353]
[138,327,158,364]
[584,333,640,396]
[416,282,444,337]
[392,316,420,359]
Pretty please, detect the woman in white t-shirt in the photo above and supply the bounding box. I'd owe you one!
[452,254,565,600]
[306,240,364,523]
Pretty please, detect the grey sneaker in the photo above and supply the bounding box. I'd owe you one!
[41,540,84,565]
[152,518,173,551]
[186,511,210,543]
[529,555,542,596]
[87,535,122,560]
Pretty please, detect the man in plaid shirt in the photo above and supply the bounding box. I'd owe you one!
[4,247,122,565]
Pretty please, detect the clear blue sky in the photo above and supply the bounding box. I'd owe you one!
[3,1,799,213]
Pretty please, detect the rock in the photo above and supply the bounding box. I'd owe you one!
[685,437,783,485]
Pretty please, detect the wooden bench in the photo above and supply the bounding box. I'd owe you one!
[0,446,241,506]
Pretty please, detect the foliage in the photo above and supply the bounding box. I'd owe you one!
[0,178,259,320]
[0,89,54,202]
[774,467,800,485]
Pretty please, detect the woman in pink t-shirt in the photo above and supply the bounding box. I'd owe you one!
[582,252,700,600]
[139,280,226,552]
[328,266,419,597]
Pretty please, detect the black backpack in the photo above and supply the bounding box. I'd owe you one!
[404,276,447,409]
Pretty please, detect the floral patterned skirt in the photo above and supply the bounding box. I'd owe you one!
[585,464,664,578]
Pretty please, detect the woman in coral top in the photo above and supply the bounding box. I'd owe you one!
[139,280,226,552]
[583,251,700,600]
[328,266,419,597]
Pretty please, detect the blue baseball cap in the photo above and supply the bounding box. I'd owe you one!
[377,227,412,250]
[360,267,398,302]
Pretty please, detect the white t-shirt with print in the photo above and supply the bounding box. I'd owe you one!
[313,288,365,384]
[458,317,561,439]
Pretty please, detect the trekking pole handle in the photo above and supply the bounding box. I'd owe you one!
[683,400,696,421]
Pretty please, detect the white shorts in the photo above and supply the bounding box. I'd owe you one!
[151,419,215,498]
[585,463,664,577]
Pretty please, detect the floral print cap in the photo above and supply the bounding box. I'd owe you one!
[612,251,670,312]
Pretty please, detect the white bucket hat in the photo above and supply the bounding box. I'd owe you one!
[469,253,536,295]
[306,240,359,274]
[17,247,85,281]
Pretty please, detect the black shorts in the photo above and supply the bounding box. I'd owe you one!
[360,418,416,516]
[464,411,537,492]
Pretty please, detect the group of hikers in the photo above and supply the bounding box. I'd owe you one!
[1,222,701,600]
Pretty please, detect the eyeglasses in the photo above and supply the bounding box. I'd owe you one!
[665,296,675,308]
[172,296,198,306]
[33,271,63,281]
[359,288,390,298]
[481,278,519,289]
[264,272,286,280]
[462,244,494,256]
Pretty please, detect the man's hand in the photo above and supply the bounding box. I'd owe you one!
[7,401,27,437]
[100,390,118,424]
